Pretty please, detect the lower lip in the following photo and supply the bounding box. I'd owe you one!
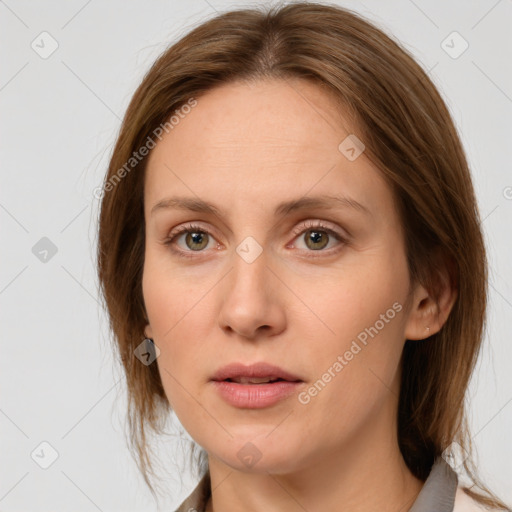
[212,380,302,408]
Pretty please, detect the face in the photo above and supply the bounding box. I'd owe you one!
[142,78,418,474]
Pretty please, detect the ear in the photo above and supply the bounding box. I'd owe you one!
[142,305,153,339]
[404,250,458,340]
[144,324,153,339]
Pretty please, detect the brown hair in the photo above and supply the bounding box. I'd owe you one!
[96,1,509,508]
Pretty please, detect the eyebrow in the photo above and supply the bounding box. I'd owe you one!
[150,194,372,218]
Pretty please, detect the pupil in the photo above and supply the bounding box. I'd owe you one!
[310,231,322,243]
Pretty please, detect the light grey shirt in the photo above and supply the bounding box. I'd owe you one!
[174,456,459,512]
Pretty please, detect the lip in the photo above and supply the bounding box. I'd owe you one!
[211,362,304,409]
[211,362,303,383]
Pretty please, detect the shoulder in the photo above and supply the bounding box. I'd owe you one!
[453,487,502,512]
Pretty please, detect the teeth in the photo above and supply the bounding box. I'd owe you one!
[230,376,280,384]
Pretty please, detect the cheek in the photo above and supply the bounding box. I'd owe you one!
[144,284,207,420]
[295,253,408,411]
[297,248,407,347]
[143,249,200,339]
[142,258,214,397]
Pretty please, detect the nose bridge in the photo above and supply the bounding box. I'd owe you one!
[230,234,269,297]
[216,234,282,337]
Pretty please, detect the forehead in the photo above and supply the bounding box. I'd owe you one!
[150,78,352,159]
[144,78,391,220]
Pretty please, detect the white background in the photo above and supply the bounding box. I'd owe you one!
[1,0,511,510]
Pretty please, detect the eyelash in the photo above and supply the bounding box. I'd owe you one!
[163,221,348,260]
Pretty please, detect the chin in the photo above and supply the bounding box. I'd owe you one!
[208,435,306,475]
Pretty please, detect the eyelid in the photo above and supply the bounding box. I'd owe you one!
[167,219,347,240]
[167,221,216,240]
[289,219,347,240]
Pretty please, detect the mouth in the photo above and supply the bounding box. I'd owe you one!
[210,362,304,408]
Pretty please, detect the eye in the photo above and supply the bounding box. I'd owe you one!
[290,220,347,255]
[163,220,347,259]
[163,223,217,258]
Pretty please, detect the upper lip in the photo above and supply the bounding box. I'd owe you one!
[211,362,303,382]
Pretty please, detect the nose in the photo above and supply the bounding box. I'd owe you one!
[217,244,286,340]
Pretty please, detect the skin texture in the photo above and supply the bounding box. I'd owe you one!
[142,78,456,512]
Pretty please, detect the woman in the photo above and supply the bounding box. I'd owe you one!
[96,2,510,511]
